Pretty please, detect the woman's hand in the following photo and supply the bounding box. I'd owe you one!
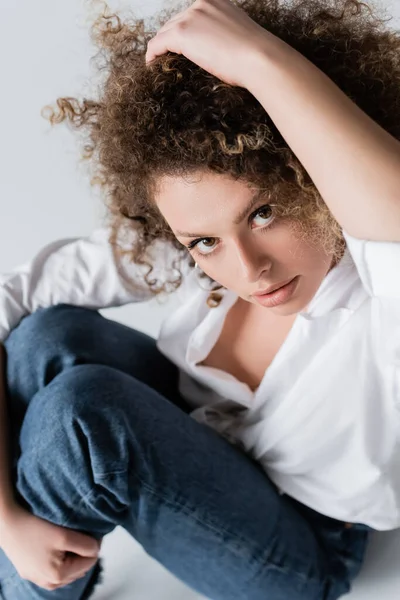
[145,0,271,89]
[0,503,101,590]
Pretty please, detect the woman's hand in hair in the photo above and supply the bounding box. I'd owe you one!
[145,0,274,89]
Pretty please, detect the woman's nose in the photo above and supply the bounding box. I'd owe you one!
[233,240,271,283]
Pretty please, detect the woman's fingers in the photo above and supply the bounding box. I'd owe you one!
[144,0,269,88]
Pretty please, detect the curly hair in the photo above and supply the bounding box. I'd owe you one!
[42,0,400,304]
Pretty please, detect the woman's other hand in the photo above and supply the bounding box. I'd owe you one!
[0,503,101,590]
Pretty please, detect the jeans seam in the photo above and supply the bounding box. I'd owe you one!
[142,474,347,589]
[138,475,336,589]
[94,470,312,580]
[61,471,340,590]
[95,469,256,550]
[95,470,128,477]
[58,486,102,530]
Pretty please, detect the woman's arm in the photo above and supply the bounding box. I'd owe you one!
[0,229,160,344]
[146,0,400,243]
[246,35,400,243]
[0,344,14,524]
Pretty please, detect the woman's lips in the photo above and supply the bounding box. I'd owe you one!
[253,276,295,296]
[251,276,299,307]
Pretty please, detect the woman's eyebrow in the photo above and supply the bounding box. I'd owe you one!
[175,191,264,238]
[233,190,264,225]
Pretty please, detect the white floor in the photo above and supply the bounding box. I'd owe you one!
[93,525,400,600]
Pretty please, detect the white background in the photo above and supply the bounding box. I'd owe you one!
[0,0,178,338]
[1,1,400,598]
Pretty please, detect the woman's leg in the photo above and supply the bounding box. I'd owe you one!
[1,304,187,600]
[5,303,190,458]
[0,305,368,600]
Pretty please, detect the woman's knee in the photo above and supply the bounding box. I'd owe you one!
[23,362,132,430]
[15,365,142,541]
[5,304,174,392]
[5,304,98,365]
[4,305,102,414]
[22,364,137,449]
[19,364,141,497]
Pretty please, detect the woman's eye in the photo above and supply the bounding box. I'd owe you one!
[251,204,274,227]
[187,204,275,257]
[189,237,217,255]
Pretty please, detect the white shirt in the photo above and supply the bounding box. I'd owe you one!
[1,228,399,531]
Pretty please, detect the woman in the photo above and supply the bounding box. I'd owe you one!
[1,0,399,598]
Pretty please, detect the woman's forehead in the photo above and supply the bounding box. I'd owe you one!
[155,173,260,235]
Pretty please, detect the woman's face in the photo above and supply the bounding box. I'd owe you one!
[155,171,334,316]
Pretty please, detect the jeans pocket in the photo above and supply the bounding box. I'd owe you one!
[321,522,370,583]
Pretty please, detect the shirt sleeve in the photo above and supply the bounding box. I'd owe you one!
[0,228,179,342]
[342,229,400,299]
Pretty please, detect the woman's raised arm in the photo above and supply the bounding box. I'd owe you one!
[146,0,400,243]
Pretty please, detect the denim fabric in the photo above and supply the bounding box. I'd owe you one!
[0,305,371,599]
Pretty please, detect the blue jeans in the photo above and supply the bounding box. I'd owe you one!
[0,305,371,600]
